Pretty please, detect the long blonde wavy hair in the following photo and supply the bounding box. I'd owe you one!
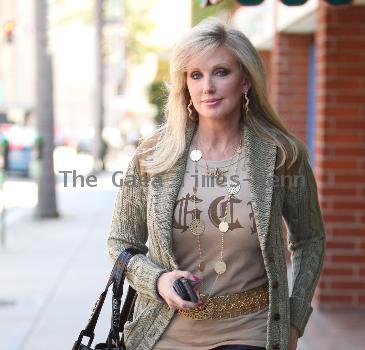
[135,17,309,176]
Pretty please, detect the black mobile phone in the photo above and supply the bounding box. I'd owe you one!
[173,278,199,303]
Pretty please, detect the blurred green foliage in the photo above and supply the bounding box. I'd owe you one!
[191,0,234,26]
[51,0,94,26]
[51,0,159,64]
[124,0,160,64]
[148,80,166,126]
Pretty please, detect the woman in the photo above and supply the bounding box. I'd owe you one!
[107,17,325,350]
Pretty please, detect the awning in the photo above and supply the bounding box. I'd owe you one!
[199,0,352,6]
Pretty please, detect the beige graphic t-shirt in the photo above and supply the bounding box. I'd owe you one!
[153,146,269,350]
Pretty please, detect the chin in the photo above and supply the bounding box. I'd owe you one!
[198,109,231,120]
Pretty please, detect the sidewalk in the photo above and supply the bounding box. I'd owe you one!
[0,172,121,350]
[0,172,364,350]
[286,266,364,350]
[298,307,364,350]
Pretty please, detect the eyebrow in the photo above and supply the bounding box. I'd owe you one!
[187,63,231,71]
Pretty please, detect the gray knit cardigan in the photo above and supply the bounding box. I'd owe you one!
[107,120,326,350]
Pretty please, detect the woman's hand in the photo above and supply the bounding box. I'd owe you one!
[157,270,203,311]
[289,325,299,350]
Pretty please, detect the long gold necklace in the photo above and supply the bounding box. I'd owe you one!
[188,125,244,303]
[195,154,245,174]
[191,128,239,179]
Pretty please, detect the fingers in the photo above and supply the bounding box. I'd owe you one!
[166,270,203,310]
[174,270,201,283]
[169,300,198,311]
[171,291,200,309]
[170,285,198,309]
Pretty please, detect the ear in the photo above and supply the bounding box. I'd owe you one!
[242,77,251,93]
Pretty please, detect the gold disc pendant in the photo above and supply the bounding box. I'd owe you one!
[199,261,205,272]
[190,149,202,162]
[189,218,205,236]
[214,260,226,274]
[226,181,240,195]
[219,221,229,233]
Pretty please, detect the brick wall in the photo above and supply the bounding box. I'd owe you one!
[315,2,365,309]
[258,50,272,98]
[270,32,313,143]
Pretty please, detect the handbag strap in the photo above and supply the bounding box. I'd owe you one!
[119,285,138,331]
[72,248,142,350]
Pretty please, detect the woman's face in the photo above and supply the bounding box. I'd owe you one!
[186,46,250,122]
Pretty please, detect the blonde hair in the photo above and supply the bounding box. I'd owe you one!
[135,17,309,176]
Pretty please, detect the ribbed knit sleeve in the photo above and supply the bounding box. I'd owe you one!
[107,157,168,303]
[282,155,326,338]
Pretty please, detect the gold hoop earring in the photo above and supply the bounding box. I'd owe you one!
[187,99,195,121]
[243,91,250,115]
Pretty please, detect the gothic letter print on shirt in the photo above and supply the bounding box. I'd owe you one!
[208,195,243,231]
[173,192,203,233]
[173,175,258,236]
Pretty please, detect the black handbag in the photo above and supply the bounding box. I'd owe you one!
[72,248,143,350]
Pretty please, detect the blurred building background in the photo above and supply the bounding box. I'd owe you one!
[0,0,191,165]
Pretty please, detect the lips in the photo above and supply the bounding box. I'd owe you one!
[201,98,223,107]
[202,98,222,103]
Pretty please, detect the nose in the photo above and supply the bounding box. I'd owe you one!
[202,75,215,95]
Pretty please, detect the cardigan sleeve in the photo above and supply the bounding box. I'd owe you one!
[107,156,168,303]
[282,155,326,338]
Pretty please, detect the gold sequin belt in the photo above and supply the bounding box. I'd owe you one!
[177,281,269,320]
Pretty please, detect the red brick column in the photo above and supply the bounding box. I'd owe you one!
[315,3,365,309]
[271,33,313,143]
[258,50,272,98]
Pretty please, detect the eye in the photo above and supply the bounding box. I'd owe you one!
[216,69,228,77]
[190,72,202,80]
